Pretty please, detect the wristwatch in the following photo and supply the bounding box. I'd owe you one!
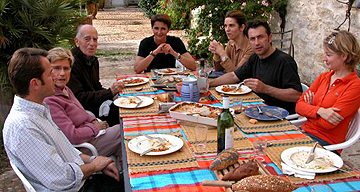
[176,53,181,60]
[89,156,97,163]
[149,51,156,57]
[221,56,229,62]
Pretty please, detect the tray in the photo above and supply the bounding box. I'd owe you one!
[214,159,270,192]
[169,102,234,127]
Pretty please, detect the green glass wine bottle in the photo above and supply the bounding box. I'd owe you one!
[217,96,235,154]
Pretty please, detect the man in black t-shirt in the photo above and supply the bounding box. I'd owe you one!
[209,19,302,114]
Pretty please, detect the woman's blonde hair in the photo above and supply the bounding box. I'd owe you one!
[324,30,360,69]
[47,47,74,67]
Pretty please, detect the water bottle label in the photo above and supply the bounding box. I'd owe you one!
[225,126,234,149]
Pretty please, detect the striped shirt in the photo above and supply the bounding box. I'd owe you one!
[3,96,85,191]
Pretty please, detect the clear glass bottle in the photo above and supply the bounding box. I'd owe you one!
[197,59,209,94]
[217,96,235,153]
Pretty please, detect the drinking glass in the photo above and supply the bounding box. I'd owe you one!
[253,139,268,152]
[311,184,331,192]
[195,125,208,149]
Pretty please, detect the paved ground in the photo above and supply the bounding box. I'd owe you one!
[1,6,360,192]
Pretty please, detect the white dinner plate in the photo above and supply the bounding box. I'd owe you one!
[215,84,252,95]
[118,77,149,87]
[157,68,179,75]
[128,134,184,156]
[113,96,154,108]
[281,146,343,173]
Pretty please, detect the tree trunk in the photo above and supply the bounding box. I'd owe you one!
[86,3,96,17]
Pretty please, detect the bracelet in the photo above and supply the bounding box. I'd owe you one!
[89,156,97,163]
[149,51,156,57]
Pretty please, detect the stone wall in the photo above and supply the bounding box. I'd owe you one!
[272,0,360,86]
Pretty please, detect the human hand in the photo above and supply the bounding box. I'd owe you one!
[208,41,224,55]
[161,43,175,55]
[304,90,314,105]
[317,107,344,125]
[94,121,109,130]
[102,162,119,181]
[110,81,125,95]
[154,44,166,55]
[244,78,267,93]
[91,156,114,172]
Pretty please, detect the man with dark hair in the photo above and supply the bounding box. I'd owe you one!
[210,19,302,114]
[3,47,123,191]
[67,24,123,126]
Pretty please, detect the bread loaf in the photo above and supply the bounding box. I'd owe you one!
[210,148,239,171]
[232,175,297,192]
[222,160,259,181]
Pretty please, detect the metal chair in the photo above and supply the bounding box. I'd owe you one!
[10,161,36,192]
[287,83,309,126]
[272,30,294,57]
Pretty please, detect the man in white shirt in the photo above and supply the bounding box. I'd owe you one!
[3,48,123,191]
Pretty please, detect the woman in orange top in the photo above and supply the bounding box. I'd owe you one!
[296,30,360,147]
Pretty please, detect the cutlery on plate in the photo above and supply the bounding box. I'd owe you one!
[256,105,263,115]
[305,142,318,164]
[233,82,244,93]
[143,134,167,144]
[140,143,163,156]
[265,111,284,120]
[315,157,348,172]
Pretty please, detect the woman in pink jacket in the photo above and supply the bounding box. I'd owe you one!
[44,47,123,158]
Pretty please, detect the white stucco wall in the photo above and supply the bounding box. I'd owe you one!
[279,0,360,85]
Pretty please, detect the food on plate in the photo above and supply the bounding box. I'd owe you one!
[249,119,258,124]
[290,151,334,171]
[139,137,173,152]
[164,68,175,73]
[170,103,222,119]
[121,78,145,85]
[155,76,182,87]
[119,97,142,105]
[221,85,243,93]
[210,148,239,170]
[222,160,260,181]
[232,175,298,192]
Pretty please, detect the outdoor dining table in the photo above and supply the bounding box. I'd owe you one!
[118,72,360,192]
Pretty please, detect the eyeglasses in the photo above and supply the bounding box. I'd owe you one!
[328,33,338,45]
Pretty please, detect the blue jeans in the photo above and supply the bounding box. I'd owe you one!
[79,173,124,192]
[304,132,340,155]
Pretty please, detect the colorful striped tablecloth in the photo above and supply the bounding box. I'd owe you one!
[119,74,360,192]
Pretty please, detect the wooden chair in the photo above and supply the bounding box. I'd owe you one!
[272,30,294,57]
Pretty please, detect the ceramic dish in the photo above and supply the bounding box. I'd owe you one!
[245,106,289,121]
[157,68,179,75]
[215,84,252,95]
[128,134,184,156]
[281,146,343,173]
[113,96,154,108]
[118,77,149,87]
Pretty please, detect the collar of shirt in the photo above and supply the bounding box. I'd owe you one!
[325,70,358,84]
[228,39,249,52]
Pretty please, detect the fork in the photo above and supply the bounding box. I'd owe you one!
[256,105,263,115]
[315,157,348,172]
[143,134,167,144]
[233,82,244,93]
[305,142,318,164]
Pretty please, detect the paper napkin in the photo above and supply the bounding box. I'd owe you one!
[281,162,316,179]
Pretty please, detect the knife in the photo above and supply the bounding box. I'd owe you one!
[305,142,318,164]
[140,143,163,156]
[143,134,167,144]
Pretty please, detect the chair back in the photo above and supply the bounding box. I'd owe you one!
[10,161,36,192]
[324,108,360,151]
[301,83,309,92]
[272,30,294,57]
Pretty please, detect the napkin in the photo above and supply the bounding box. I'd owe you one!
[99,100,113,117]
[281,162,316,179]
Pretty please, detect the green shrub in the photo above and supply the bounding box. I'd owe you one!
[138,0,159,18]
[154,0,191,30]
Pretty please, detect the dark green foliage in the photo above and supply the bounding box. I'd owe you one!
[0,0,83,124]
[138,0,159,18]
